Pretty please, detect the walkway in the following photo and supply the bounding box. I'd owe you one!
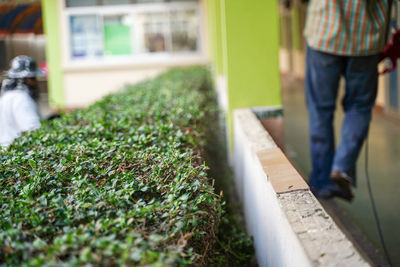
[282,74,400,266]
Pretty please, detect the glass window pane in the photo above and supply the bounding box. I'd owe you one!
[103,15,133,55]
[70,15,103,59]
[66,0,98,7]
[170,10,198,52]
[137,12,169,53]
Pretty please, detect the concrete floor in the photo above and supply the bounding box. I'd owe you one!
[282,74,400,266]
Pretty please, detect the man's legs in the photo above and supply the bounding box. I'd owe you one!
[332,55,379,185]
[305,47,343,194]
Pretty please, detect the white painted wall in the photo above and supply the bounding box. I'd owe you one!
[64,66,165,108]
[62,53,208,107]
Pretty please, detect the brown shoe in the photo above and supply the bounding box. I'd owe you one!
[330,170,354,202]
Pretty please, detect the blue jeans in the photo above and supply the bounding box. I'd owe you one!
[305,46,379,191]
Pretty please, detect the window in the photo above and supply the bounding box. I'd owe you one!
[170,10,198,52]
[138,12,169,53]
[70,15,103,58]
[65,0,201,62]
[66,0,196,7]
[66,0,98,7]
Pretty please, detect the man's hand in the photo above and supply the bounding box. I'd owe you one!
[379,29,400,74]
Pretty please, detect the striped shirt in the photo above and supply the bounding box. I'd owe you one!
[304,0,390,56]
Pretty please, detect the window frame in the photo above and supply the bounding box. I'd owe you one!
[62,1,204,68]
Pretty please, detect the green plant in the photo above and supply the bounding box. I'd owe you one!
[0,67,223,266]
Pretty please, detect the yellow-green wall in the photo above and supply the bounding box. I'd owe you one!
[41,0,64,108]
[206,0,224,77]
[206,0,282,144]
[222,0,281,109]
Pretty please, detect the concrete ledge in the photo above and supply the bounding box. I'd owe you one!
[233,108,369,267]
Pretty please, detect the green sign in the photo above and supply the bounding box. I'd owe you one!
[104,24,132,55]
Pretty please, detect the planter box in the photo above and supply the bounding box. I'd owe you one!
[233,108,369,267]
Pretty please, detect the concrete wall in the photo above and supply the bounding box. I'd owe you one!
[233,108,369,267]
[62,61,198,108]
[205,0,282,149]
[59,0,209,108]
[61,55,209,107]
[41,0,209,109]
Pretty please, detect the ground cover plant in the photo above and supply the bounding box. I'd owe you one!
[0,67,229,266]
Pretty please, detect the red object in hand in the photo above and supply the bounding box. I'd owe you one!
[379,29,400,75]
[40,61,48,78]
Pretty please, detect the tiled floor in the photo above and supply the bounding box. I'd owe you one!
[282,74,400,266]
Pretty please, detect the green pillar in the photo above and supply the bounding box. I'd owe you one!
[220,0,282,144]
[41,0,64,108]
[206,0,224,77]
